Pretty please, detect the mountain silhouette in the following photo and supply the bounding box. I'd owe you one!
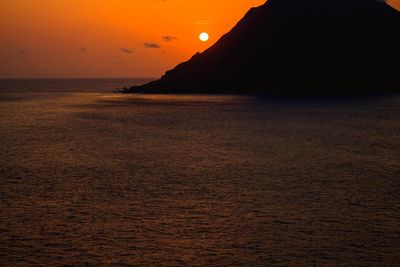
[124,0,400,95]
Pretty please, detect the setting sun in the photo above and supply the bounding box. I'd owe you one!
[199,32,209,42]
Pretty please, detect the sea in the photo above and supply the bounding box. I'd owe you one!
[0,78,399,266]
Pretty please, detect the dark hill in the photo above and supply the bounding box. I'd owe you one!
[123,0,400,95]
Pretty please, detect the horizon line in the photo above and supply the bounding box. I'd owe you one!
[0,77,157,80]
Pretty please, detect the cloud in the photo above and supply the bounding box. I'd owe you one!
[18,50,27,55]
[80,47,88,52]
[144,42,161,48]
[162,35,177,42]
[120,48,133,54]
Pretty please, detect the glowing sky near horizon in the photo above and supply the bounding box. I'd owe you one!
[0,0,399,78]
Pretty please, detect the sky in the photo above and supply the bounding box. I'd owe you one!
[0,0,266,78]
[0,0,399,78]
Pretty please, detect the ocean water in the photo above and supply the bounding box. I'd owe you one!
[0,79,399,266]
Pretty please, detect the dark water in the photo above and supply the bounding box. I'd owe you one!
[0,79,399,266]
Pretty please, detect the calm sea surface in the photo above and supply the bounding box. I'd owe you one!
[0,78,399,266]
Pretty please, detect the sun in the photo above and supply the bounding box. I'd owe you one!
[199,32,209,42]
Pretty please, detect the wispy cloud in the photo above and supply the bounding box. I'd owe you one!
[161,35,177,42]
[120,48,133,54]
[144,42,161,48]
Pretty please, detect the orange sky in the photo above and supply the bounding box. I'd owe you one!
[0,0,399,78]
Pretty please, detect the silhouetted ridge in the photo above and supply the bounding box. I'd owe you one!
[124,0,400,94]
